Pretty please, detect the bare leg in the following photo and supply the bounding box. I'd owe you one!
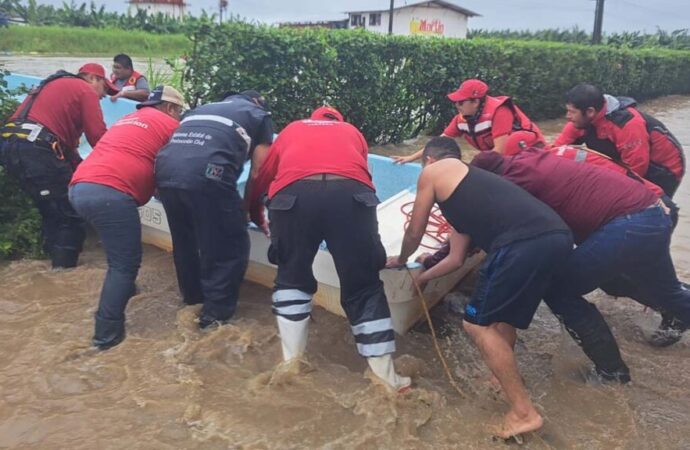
[464,320,543,438]
[487,322,518,389]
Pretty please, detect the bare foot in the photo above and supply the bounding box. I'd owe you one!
[491,409,543,441]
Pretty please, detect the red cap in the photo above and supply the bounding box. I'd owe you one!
[310,106,343,122]
[78,63,119,95]
[504,131,542,156]
[447,79,488,103]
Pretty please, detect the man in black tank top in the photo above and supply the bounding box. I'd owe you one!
[386,137,572,439]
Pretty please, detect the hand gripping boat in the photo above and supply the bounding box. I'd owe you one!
[7,73,483,333]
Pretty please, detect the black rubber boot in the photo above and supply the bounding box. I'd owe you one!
[92,317,126,350]
[51,247,80,269]
[559,304,631,384]
[198,314,228,330]
[648,312,688,347]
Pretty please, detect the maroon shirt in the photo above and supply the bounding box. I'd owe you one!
[472,148,657,243]
[11,77,107,157]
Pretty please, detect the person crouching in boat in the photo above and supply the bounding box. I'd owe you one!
[387,136,572,438]
[391,79,544,163]
[247,106,411,393]
[69,86,184,350]
[154,90,274,330]
[0,63,115,268]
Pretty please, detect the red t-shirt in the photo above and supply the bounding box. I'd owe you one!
[473,148,658,243]
[71,107,179,205]
[248,119,373,222]
[11,77,107,156]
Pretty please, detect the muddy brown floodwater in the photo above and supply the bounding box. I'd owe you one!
[1,70,690,448]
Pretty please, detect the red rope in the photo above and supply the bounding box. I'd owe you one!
[400,201,450,250]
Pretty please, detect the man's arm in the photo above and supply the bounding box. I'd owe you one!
[386,167,437,267]
[111,77,151,102]
[247,142,280,228]
[552,122,583,147]
[416,230,471,284]
[81,90,107,148]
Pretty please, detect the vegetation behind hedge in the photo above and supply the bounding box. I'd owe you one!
[0,67,42,260]
[183,23,690,143]
[0,25,189,56]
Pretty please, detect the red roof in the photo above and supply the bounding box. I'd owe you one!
[128,0,186,6]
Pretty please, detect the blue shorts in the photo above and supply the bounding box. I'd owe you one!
[464,231,573,329]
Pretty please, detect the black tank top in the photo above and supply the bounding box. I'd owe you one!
[438,165,569,251]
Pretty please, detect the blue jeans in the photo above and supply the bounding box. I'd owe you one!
[69,183,142,322]
[545,204,684,380]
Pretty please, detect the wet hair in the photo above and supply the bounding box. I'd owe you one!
[566,83,605,113]
[423,136,461,161]
[113,54,133,70]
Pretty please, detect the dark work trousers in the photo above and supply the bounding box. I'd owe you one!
[0,137,85,267]
[268,178,396,358]
[545,204,686,382]
[157,186,249,322]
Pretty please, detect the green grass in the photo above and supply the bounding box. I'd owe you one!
[0,25,190,56]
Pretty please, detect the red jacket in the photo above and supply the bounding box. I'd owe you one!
[248,118,373,226]
[553,97,684,180]
[549,145,664,198]
[443,96,544,151]
[10,76,107,165]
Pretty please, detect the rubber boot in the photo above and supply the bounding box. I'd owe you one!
[92,316,126,350]
[51,247,79,269]
[276,315,309,361]
[648,312,688,347]
[561,308,631,383]
[367,354,412,393]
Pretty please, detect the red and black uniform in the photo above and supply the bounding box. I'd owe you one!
[248,114,397,359]
[443,96,544,151]
[554,96,685,197]
[0,72,107,268]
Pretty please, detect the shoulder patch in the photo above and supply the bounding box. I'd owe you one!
[606,108,634,128]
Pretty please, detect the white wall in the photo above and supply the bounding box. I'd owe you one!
[351,5,469,39]
[128,3,186,19]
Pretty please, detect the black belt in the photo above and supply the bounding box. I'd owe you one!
[302,174,349,180]
[1,121,61,146]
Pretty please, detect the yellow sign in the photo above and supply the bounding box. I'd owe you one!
[409,18,445,35]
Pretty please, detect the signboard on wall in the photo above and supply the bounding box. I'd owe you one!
[409,18,445,35]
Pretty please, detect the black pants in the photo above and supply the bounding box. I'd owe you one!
[0,138,85,267]
[158,186,249,321]
[268,178,395,358]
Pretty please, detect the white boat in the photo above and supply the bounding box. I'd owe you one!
[7,73,482,333]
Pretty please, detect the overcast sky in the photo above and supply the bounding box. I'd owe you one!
[40,0,690,32]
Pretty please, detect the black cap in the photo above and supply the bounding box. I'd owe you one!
[240,90,269,110]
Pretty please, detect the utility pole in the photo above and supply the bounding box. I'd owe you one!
[388,0,394,35]
[592,0,605,44]
[220,0,228,24]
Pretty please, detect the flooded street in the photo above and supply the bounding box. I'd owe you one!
[2,57,690,448]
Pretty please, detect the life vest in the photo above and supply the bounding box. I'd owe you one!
[111,70,143,90]
[576,96,685,180]
[454,96,542,151]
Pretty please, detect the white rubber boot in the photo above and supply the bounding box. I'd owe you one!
[367,354,412,393]
[276,315,309,361]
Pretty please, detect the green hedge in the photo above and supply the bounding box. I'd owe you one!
[0,68,42,260]
[183,23,690,143]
